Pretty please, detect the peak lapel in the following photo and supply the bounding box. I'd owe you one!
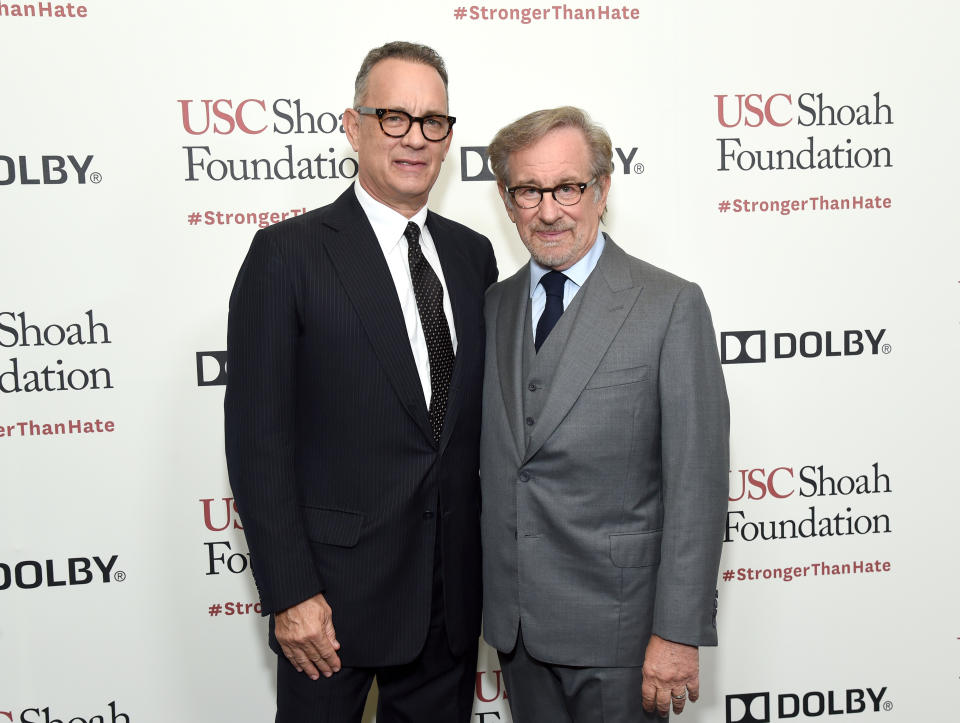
[523,238,643,463]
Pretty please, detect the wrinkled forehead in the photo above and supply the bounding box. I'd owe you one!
[508,128,592,185]
[362,58,449,113]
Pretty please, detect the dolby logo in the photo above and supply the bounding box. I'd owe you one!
[727,692,770,723]
[726,686,889,722]
[0,555,122,591]
[459,145,642,181]
[196,350,227,386]
[460,147,496,181]
[720,329,888,364]
[0,154,98,185]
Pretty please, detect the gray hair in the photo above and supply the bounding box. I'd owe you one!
[353,41,449,108]
[488,106,614,217]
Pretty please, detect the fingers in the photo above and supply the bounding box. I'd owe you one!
[671,687,688,715]
[280,636,341,680]
[324,614,341,652]
[641,636,701,715]
[641,677,658,714]
[655,685,673,717]
[280,643,321,681]
[642,676,698,716]
[314,634,342,674]
[274,594,342,679]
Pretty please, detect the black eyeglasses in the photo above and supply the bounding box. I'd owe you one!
[507,178,597,209]
[355,107,456,141]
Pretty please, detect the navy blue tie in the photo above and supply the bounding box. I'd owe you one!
[535,270,567,352]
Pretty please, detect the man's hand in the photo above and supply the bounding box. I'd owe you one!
[641,634,699,717]
[275,593,341,680]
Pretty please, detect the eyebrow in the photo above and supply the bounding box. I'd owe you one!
[381,106,449,117]
[511,176,581,187]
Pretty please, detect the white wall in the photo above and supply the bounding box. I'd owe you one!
[2,2,958,721]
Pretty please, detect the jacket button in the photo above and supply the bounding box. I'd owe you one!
[423,510,434,519]
[525,416,535,426]
[518,471,530,483]
[528,383,538,392]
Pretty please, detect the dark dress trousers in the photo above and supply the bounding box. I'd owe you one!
[224,185,497,668]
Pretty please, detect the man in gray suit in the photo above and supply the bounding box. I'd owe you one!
[480,107,729,721]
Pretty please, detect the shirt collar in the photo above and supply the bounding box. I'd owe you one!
[528,229,606,298]
[354,181,429,253]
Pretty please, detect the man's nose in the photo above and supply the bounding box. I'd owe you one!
[537,192,564,223]
[401,120,428,149]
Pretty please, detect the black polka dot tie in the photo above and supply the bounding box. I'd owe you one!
[405,221,455,443]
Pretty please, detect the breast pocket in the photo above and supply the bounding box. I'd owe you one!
[584,364,648,390]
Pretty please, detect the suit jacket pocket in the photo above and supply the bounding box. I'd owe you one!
[303,506,363,547]
[610,530,662,567]
[585,364,648,390]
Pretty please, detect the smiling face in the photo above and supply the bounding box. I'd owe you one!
[343,58,451,218]
[500,126,610,271]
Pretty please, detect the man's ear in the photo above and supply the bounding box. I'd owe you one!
[498,182,517,224]
[343,107,361,152]
[597,175,611,215]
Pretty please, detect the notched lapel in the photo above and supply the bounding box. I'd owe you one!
[523,239,643,463]
[322,192,433,443]
[428,213,473,452]
[496,269,529,460]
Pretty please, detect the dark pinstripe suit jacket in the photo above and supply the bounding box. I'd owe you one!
[224,185,497,667]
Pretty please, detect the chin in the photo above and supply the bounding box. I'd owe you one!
[531,250,573,270]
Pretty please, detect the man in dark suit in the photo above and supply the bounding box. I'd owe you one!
[480,107,728,722]
[224,41,497,723]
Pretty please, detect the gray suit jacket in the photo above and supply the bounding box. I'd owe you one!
[480,236,729,667]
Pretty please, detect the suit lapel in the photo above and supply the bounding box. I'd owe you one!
[321,187,434,443]
[496,266,529,460]
[428,211,473,453]
[523,238,643,464]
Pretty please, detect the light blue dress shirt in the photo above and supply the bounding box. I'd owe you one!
[528,230,605,340]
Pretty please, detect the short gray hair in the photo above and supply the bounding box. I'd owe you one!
[488,106,614,187]
[353,41,449,108]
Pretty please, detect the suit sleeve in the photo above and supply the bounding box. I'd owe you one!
[652,281,729,646]
[224,229,322,615]
[482,235,499,289]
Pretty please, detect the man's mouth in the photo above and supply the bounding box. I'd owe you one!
[533,225,573,239]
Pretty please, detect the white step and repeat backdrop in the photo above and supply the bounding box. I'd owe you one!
[2,1,958,721]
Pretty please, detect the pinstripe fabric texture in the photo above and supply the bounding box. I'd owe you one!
[225,185,497,667]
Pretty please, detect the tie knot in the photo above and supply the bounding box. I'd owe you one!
[404,221,421,246]
[540,270,567,298]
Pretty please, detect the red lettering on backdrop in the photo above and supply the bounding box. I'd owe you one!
[200,497,243,531]
[235,99,267,134]
[716,93,793,127]
[178,99,267,135]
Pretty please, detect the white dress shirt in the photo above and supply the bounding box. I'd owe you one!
[354,182,458,407]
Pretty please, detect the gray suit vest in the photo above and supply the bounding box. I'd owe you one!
[521,284,589,452]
